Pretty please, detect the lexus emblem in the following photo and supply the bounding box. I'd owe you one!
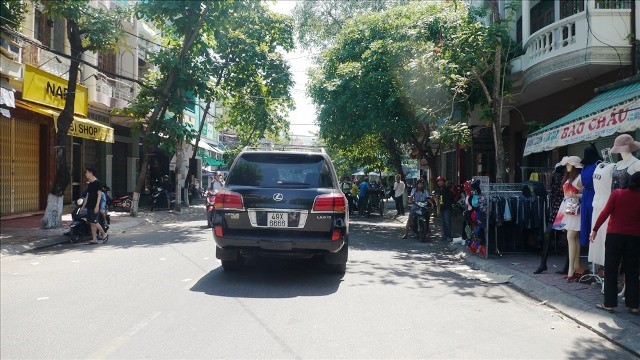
[273,193,284,201]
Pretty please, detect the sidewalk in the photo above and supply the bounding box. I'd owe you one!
[457,247,640,356]
[385,199,640,357]
[0,205,205,257]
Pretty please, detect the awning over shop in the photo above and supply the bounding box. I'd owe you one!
[190,139,215,152]
[524,82,640,156]
[203,157,224,166]
[15,100,114,143]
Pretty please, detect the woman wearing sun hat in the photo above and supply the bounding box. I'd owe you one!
[552,155,583,281]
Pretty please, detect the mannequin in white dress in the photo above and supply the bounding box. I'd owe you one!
[589,162,614,266]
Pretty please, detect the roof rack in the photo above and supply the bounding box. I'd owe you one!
[242,144,326,153]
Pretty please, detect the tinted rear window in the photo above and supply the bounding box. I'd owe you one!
[227,153,334,188]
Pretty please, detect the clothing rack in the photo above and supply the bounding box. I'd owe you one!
[579,263,604,293]
[520,166,554,182]
[482,183,524,259]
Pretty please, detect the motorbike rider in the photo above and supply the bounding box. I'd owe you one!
[401,179,430,239]
[208,171,225,194]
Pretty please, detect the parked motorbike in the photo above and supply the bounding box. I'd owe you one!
[409,201,431,242]
[151,186,175,211]
[66,198,109,243]
[110,190,133,212]
[205,191,216,227]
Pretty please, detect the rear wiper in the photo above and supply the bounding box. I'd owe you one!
[276,181,310,186]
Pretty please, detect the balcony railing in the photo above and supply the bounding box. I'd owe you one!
[95,73,134,103]
[518,7,631,76]
[21,42,71,79]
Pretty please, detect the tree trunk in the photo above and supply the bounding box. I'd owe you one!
[41,19,82,228]
[174,139,183,212]
[489,0,506,183]
[130,5,210,214]
[130,150,149,217]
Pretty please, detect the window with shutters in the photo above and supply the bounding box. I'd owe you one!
[34,10,51,47]
[98,51,116,75]
[530,1,554,34]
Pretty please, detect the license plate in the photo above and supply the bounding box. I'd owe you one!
[267,212,288,228]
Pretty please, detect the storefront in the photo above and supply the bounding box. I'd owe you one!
[524,80,640,159]
[1,65,114,216]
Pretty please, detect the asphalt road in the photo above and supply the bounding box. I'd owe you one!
[1,209,635,359]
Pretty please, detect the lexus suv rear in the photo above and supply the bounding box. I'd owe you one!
[212,146,349,273]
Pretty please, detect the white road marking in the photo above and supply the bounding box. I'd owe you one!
[30,262,40,265]
[88,311,162,359]
[37,297,49,301]
[181,278,192,282]
[159,258,166,261]
[71,260,80,263]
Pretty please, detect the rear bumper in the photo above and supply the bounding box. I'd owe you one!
[214,234,346,255]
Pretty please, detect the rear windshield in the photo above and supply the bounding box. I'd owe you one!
[227,153,334,188]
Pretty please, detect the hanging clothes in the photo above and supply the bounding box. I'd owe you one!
[579,163,597,246]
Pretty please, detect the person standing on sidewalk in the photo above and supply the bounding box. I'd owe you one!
[436,176,454,241]
[80,167,108,244]
[590,171,640,315]
[358,177,370,216]
[393,174,405,217]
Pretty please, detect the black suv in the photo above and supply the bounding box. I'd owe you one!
[212,146,349,273]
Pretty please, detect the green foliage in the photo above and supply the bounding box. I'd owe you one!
[40,1,129,53]
[292,0,415,50]
[1,0,27,30]
[121,0,295,154]
[308,2,471,172]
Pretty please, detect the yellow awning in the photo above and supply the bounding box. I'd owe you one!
[16,100,114,143]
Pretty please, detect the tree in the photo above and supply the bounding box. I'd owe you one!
[435,1,521,182]
[307,2,470,184]
[122,1,294,215]
[293,0,414,50]
[37,1,129,228]
[1,0,28,31]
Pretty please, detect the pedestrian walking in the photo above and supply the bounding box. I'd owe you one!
[436,176,454,241]
[358,177,370,216]
[393,174,405,217]
[590,171,640,315]
[79,167,109,244]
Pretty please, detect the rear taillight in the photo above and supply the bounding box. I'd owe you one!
[214,190,243,210]
[312,194,346,212]
[331,229,342,241]
[214,225,223,238]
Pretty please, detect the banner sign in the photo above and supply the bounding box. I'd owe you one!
[54,115,114,143]
[23,64,88,116]
[524,99,640,156]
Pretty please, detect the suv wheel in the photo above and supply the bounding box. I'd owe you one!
[221,258,245,271]
[325,263,346,274]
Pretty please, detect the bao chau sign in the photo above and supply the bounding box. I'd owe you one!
[524,99,640,156]
[23,64,88,116]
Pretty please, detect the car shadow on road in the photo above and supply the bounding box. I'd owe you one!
[190,257,343,299]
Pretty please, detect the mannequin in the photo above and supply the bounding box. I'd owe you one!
[589,160,614,267]
[551,156,583,282]
[534,162,565,274]
[579,144,602,247]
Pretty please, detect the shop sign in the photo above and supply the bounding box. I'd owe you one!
[23,64,88,116]
[524,99,640,156]
[54,116,114,143]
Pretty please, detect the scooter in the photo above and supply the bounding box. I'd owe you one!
[343,190,358,215]
[110,191,133,211]
[151,186,175,211]
[66,198,109,243]
[205,191,216,228]
[409,201,431,242]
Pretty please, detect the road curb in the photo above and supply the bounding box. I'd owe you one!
[450,243,640,357]
[0,207,203,257]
